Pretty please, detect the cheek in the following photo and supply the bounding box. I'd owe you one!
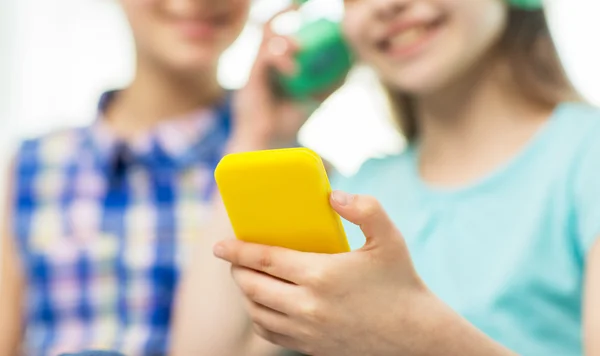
[341,12,371,59]
[443,1,507,71]
[233,0,251,20]
[120,0,163,42]
[228,3,250,41]
[459,1,507,42]
[121,0,248,69]
[120,0,159,20]
[379,1,507,93]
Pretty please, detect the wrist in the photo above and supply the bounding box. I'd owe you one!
[225,137,268,154]
[225,133,301,154]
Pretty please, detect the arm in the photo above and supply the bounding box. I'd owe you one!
[170,199,283,356]
[576,124,600,356]
[171,5,340,351]
[584,238,600,356]
[0,169,25,354]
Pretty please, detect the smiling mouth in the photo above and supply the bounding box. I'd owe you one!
[175,14,231,39]
[377,17,446,57]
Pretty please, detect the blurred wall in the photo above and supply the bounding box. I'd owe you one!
[547,0,600,104]
[0,0,17,223]
[0,0,16,159]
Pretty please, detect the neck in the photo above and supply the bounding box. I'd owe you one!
[106,56,224,139]
[414,57,555,186]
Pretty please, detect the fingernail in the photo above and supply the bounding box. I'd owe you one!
[332,191,354,206]
[268,37,288,56]
[213,243,225,258]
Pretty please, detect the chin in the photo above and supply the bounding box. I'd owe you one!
[379,58,462,97]
[381,73,446,97]
[166,50,222,72]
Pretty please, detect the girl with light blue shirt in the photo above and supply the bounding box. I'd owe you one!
[209,0,600,355]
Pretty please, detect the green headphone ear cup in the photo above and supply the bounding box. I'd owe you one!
[509,0,543,10]
[276,19,353,99]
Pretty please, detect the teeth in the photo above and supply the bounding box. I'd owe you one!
[390,27,426,47]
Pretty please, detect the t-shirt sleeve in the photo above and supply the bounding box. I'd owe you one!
[574,123,600,256]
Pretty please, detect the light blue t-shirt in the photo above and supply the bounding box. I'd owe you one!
[333,103,600,356]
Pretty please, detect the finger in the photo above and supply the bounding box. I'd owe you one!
[247,36,299,90]
[263,37,298,75]
[253,324,309,354]
[231,266,299,315]
[263,35,300,54]
[245,5,302,96]
[243,296,295,337]
[330,192,402,248]
[214,239,316,284]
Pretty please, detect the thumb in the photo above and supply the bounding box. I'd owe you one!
[330,191,403,249]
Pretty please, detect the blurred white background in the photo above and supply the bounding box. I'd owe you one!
[0,0,599,191]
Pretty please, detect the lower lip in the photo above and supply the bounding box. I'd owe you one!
[176,21,220,40]
[384,24,443,59]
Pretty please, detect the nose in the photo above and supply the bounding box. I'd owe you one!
[370,0,410,21]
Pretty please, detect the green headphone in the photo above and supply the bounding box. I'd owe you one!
[509,0,543,10]
[276,0,544,99]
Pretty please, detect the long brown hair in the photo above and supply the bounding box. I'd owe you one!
[387,9,581,142]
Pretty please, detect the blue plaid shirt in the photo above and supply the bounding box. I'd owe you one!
[13,91,232,356]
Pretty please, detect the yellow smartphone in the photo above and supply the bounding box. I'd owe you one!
[214,148,350,254]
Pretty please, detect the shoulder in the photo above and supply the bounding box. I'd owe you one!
[557,102,600,168]
[532,103,600,178]
[15,127,88,171]
[551,103,600,169]
[554,102,600,139]
[556,103,600,255]
[558,102,600,119]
